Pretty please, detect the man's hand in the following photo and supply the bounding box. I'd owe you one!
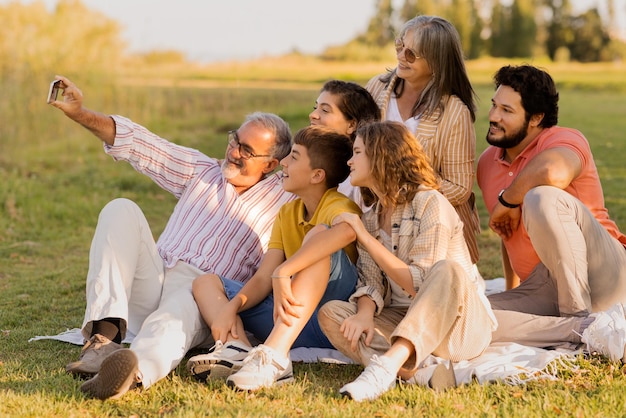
[489,202,521,240]
[47,75,84,119]
[46,75,116,145]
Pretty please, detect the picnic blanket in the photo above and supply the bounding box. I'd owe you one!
[29,328,577,385]
[30,278,580,386]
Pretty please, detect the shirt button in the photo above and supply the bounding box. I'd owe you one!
[393,245,398,250]
[393,223,399,228]
[508,172,514,176]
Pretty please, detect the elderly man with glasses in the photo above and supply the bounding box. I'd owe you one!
[48,76,295,400]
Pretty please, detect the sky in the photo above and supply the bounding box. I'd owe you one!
[19,0,386,62]
[4,0,625,62]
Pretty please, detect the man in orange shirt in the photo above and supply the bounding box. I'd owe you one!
[477,65,626,360]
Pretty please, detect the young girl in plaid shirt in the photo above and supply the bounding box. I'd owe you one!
[319,121,496,401]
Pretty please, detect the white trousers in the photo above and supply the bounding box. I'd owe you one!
[81,198,211,388]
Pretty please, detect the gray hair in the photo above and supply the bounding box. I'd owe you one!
[396,15,476,121]
[243,112,292,160]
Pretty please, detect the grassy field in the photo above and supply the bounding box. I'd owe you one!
[1,57,626,416]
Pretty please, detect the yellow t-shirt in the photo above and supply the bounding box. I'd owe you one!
[268,188,361,263]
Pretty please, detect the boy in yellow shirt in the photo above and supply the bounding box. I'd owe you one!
[187,125,360,390]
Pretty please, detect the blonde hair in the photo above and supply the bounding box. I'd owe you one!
[357,121,439,208]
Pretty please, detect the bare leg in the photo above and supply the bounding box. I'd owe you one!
[192,274,251,346]
[381,338,413,380]
[264,255,331,357]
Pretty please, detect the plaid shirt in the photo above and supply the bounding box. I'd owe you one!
[366,73,481,263]
[349,187,476,314]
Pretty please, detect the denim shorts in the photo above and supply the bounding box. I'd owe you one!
[219,248,357,349]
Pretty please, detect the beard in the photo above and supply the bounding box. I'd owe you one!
[221,160,241,179]
[486,118,529,149]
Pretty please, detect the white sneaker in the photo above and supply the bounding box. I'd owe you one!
[226,344,294,391]
[339,355,397,402]
[581,302,626,362]
[186,340,252,381]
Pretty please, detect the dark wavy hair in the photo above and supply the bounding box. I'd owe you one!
[493,65,559,128]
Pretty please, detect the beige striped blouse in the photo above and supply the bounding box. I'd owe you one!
[365,73,481,263]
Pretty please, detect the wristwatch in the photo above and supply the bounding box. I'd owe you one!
[498,189,520,208]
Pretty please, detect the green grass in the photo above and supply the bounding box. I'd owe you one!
[2,59,626,416]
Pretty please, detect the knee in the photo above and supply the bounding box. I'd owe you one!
[98,199,143,226]
[101,198,139,215]
[318,300,344,332]
[428,260,465,287]
[523,186,565,227]
[421,260,472,302]
[191,273,222,301]
[523,186,561,213]
[95,198,147,236]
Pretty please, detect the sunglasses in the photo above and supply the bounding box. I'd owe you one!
[394,38,421,63]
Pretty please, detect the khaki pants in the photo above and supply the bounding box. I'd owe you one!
[489,186,626,348]
[491,309,585,348]
[318,260,493,373]
[489,186,626,317]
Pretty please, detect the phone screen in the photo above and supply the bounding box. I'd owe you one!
[47,80,62,103]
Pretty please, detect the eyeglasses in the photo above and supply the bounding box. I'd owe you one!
[394,38,421,63]
[227,130,272,160]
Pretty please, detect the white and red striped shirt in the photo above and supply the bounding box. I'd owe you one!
[105,115,295,282]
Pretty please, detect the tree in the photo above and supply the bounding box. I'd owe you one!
[568,8,611,62]
[489,0,511,57]
[396,0,481,59]
[510,0,537,57]
[545,0,574,60]
[446,0,476,57]
[325,0,622,62]
[488,0,536,58]
[468,0,487,59]
[359,0,396,47]
[400,0,439,21]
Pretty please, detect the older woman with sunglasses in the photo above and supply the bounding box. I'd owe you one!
[366,15,481,264]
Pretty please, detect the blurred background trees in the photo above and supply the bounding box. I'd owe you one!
[323,0,626,62]
[0,0,624,76]
[0,0,125,82]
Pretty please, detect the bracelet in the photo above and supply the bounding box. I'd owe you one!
[498,189,520,209]
[271,275,291,279]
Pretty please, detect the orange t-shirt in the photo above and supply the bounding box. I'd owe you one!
[477,126,626,281]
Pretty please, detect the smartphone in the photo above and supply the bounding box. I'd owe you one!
[47,79,62,103]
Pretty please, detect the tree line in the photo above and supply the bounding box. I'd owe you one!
[325,0,626,62]
[1,0,625,81]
